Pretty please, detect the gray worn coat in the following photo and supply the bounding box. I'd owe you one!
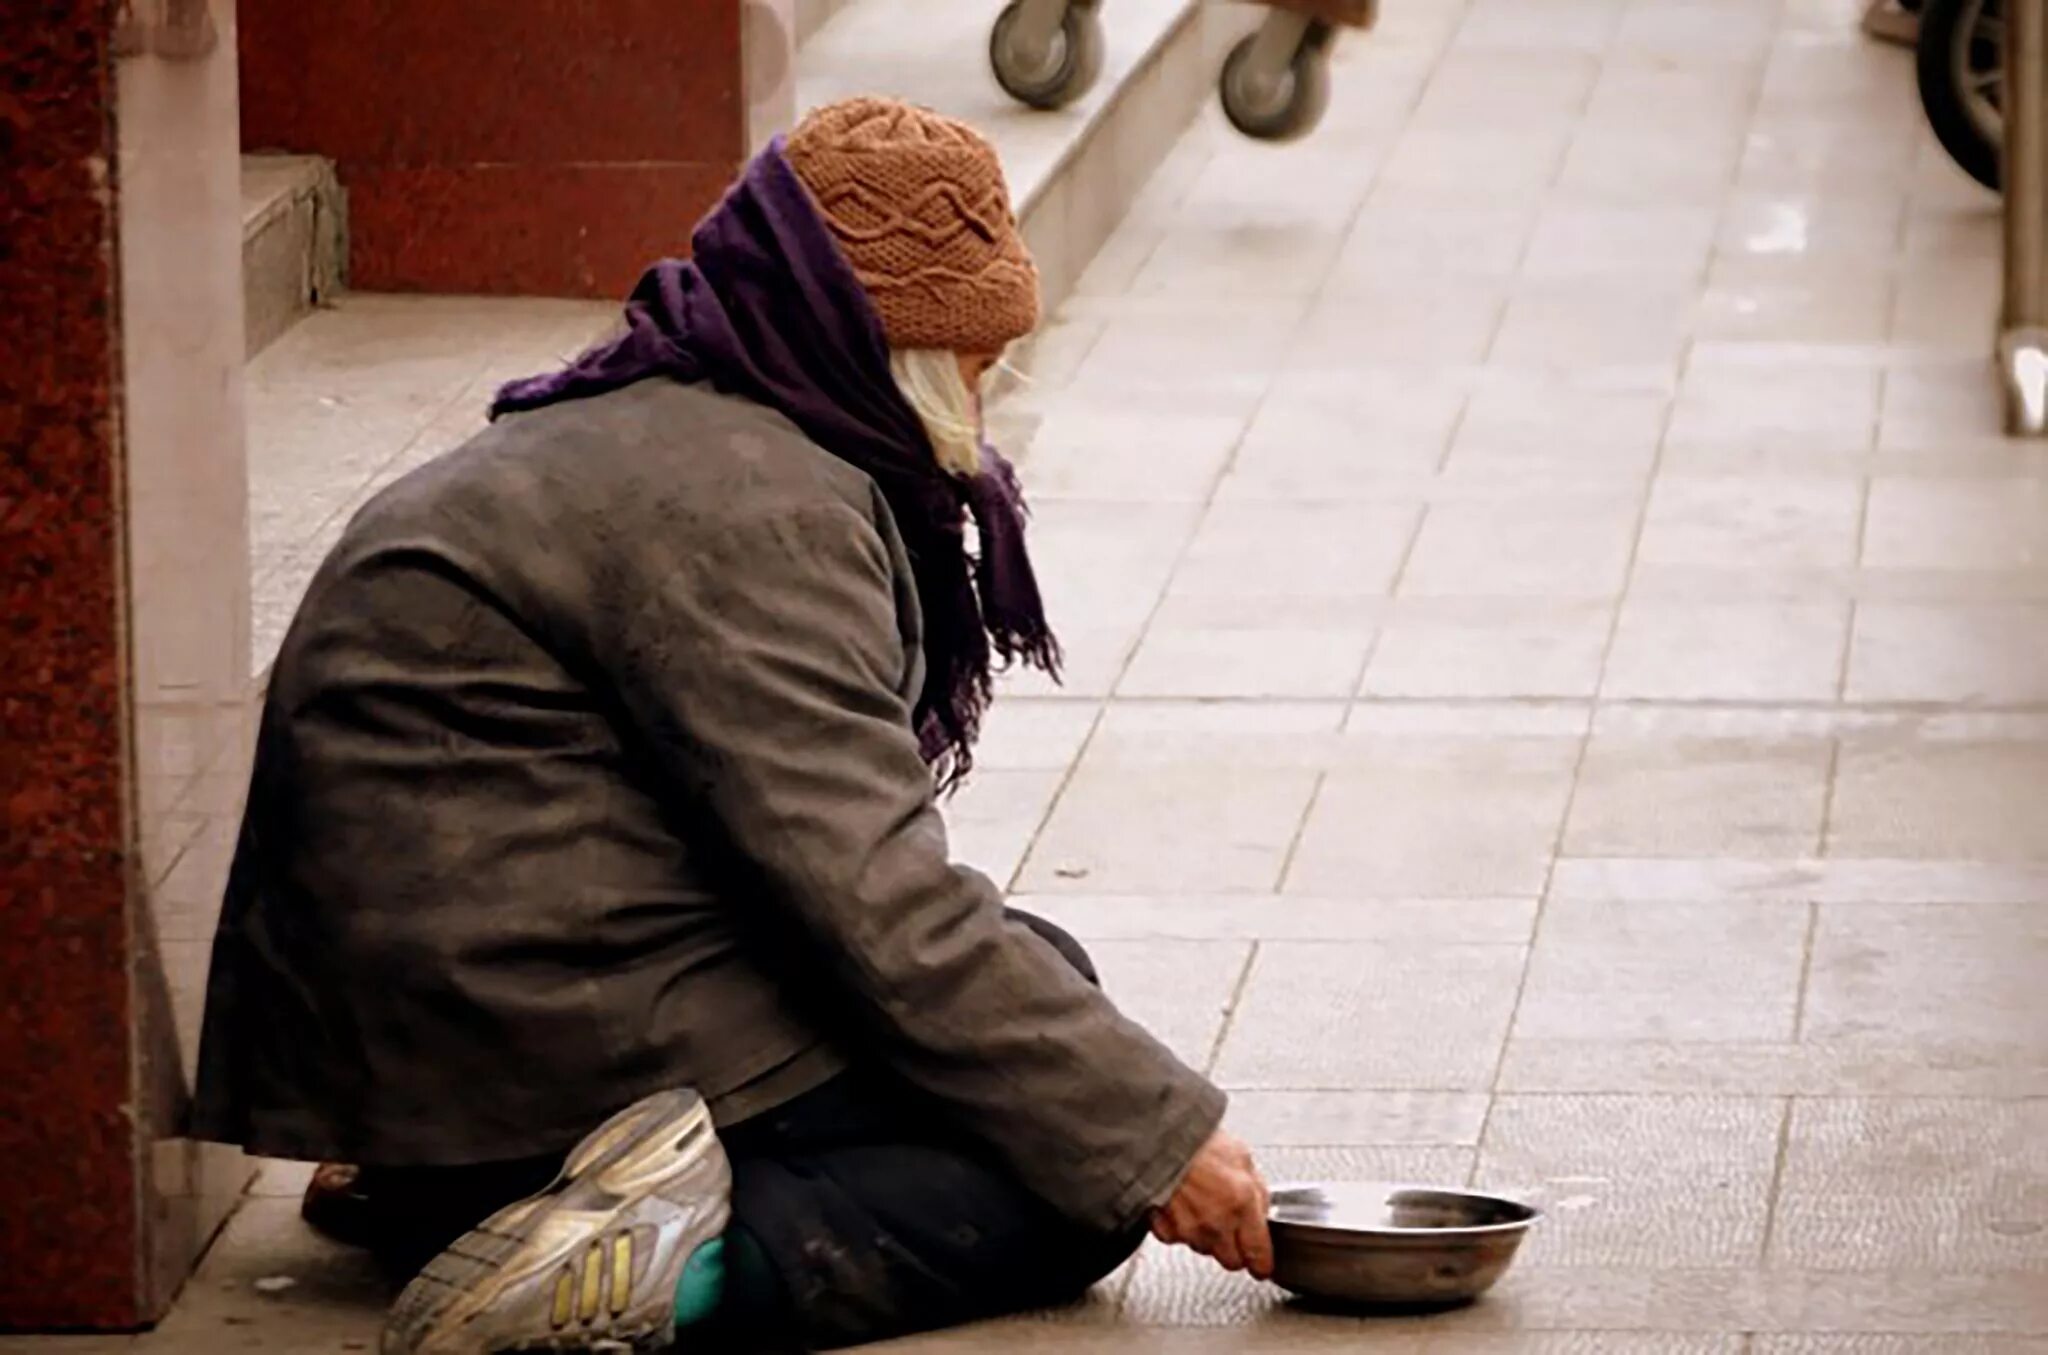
[192,379,1225,1233]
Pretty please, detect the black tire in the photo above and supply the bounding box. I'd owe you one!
[1219,32,1332,143]
[990,0,1105,111]
[1916,0,2003,191]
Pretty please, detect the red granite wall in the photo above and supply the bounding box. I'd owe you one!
[0,9,145,1330]
[238,0,747,297]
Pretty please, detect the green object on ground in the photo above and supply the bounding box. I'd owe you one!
[673,1236,727,1327]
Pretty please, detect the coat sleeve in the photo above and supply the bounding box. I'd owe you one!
[586,498,1226,1233]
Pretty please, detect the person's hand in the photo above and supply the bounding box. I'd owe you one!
[1152,1128,1274,1279]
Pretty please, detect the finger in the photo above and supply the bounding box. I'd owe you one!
[1151,1213,1176,1245]
[1241,1209,1276,1281]
[1208,1230,1246,1272]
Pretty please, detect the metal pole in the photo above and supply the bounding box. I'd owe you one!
[2001,0,2048,434]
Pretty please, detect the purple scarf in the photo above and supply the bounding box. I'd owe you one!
[491,142,1059,786]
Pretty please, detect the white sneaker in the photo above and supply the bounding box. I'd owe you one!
[381,1090,732,1354]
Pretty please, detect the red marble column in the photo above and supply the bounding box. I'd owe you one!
[238,0,748,297]
[0,12,143,1330]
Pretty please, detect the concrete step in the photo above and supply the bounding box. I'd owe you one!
[796,0,859,46]
[240,153,345,358]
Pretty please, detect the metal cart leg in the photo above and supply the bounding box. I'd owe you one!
[2001,0,2048,434]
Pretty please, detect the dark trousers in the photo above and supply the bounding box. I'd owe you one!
[364,912,1143,1350]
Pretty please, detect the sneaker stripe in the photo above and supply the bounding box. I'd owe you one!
[612,1234,635,1316]
[578,1242,604,1323]
[550,1268,574,1330]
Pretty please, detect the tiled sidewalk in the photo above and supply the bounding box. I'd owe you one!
[19,0,2046,1351]
[957,0,2046,1344]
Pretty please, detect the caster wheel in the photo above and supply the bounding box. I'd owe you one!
[990,0,1105,111]
[1219,32,1331,143]
[1916,0,2003,191]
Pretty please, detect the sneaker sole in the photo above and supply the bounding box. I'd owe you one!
[382,1091,727,1355]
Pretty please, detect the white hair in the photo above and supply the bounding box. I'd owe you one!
[889,349,983,479]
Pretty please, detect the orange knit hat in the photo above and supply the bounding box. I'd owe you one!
[784,97,1042,354]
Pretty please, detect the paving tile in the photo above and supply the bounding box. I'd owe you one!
[1636,474,1865,570]
[1409,49,1600,133]
[969,699,1098,772]
[942,769,1065,889]
[1603,599,1849,702]
[1666,365,1881,451]
[1492,279,1695,366]
[1877,362,2013,451]
[1521,204,1717,281]
[1168,501,1419,600]
[1212,941,1526,1090]
[1828,739,2048,860]
[1411,1264,2048,1333]
[1363,600,1614,700]
[1564,736,1832,858]
[1549,856,2048,906]
[1016,405,1248,502]
[1613,6,1777,68]
[886,1328,1428,1354]
[1020,762,1320,894]
[1905,199,2004,259]
[1802,903,2048,1052]
[1119,618,1375,700]
[1131,221,1348,298]
[1088,938,1251,1074]
[1845,604,2048,706]
[1017,894,1537,946]
[1772,1099,2048,1273]
[1447,373,1668,475]
[1222,370,1465,499]
[998,621,1146,699]
[1739,120,1918,196]
[1113,1239,1346,1331]
[1174,142,1382,232]
[1892,256,2001,352]
[1696,263,1895,346]
[1225,1092,1490,1147]
[1331,202,1537,285]
[1417,1340,1743,1355]
[1458,0,1626,54]
[136,1197,383,1351]
[1290,286,1509,368]
[1560,126,1746,206]
[1376,126,1574,205]
[1473,1095,1784,1268]
[1514,899,1810,1042]
[1026,500,1203,629]
[1075,308,1302,408]
[1755,1340,2048,1354]
[1400,495,1642,599]
[1862,477,2048,571]
[1086,699,1344,770]
[1498,1036,2048,1099]
[1716,191,1907,265]
[1289,737,1581,897]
